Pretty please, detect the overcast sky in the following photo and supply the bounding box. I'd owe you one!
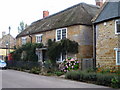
[0,0,98,38]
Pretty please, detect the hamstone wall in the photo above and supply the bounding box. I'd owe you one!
[96,19,119,68]
[16,25,93,60]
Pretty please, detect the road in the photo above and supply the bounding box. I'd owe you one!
[1,70,109,88]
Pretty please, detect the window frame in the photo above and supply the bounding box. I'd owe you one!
[115,20,120,34]
[21,37,27,45]
[114,48,120,65]
[36,34,43,43]
[56,28,67,41]
[56,53,66,63]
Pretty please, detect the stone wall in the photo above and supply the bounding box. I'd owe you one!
[96,19,120,68]
[16,25,93,60]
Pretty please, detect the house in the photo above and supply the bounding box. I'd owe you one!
[0,32,16,60]
[16,2,100,69]
[93,0,120,69]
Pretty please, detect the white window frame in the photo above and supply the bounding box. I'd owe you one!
[36,34,43,43]
[21,37,27,45]
[115,20,120,34]
[56,53,66,63]
[114,48,120,65]
[56,28,67,41]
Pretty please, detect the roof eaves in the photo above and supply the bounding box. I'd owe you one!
[16,23,92,38]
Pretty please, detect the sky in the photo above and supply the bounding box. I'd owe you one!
[0,0,98,38]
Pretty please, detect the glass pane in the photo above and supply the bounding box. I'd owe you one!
[62,29,66,39]
[57,30,61,40]
[117,51,120,64]
[116,21,120,33]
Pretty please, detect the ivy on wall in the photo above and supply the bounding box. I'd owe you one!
[47,39,78,63]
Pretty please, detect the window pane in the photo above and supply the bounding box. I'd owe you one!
[36,36,42,43]
[57,30,61,40]
[62,29,66,39]
[116,21,120,33]
[117,51,120,64]
[22,38,26,45]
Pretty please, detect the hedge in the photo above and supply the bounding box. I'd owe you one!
[65,70,120,88]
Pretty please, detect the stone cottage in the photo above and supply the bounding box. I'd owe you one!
[93,0,120,69]
[16,3,100,69]
[0,32,16,60]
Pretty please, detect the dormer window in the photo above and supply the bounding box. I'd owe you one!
[56,28,67,41]
[115,20,120,34]
[36,34,43,43]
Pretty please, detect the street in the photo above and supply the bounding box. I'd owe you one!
[2,70,109,88]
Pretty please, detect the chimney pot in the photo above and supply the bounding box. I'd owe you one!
[43,11,49,18]
[95,0,103,7]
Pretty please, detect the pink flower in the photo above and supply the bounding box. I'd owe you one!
[70,58,74,61]
[66,59,68,61]
[72,66,74,68]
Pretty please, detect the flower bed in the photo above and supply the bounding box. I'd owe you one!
[59,57,79,72]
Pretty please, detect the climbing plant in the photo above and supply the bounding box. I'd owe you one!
[12,43,43,62]
[47,39,78,63]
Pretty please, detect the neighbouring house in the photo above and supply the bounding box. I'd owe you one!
[0,32,16,60]
[16,2,100,69]
[93,0,120,69]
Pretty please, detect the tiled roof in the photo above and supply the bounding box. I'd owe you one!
[94,0,120,23]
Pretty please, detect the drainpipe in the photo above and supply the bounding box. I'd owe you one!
[29,32,32,43]
[93,24,96,70]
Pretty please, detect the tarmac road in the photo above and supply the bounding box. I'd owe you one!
[2,70,109,88]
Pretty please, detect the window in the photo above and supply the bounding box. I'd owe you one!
[21,37,27,45]
[115,20,120,34]
[57,53,66,62]
[114,48,120,65]
[56,28,67,41]
[36,34,43,43]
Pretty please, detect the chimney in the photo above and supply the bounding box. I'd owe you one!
[43,11,49,18]
[95,0,103,7]
[2,31,6,37]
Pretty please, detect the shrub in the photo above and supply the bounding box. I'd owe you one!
[65,71,80,80]
[65,70,120,88]
[83,73,97,82]
[30,67,41,74]
[54,71,64,76]
[96,73,114,86]
[59,57,79,72]
[12,43,43,62]
[111,76,120,88]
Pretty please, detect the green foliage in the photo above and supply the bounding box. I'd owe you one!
[18,21,28,33]
[54,71,64,76]
[65,70,120,88]
[47,39,78,63]
[96,73,114,86]
[12,43,43,62]
[30,67,41,74]
[111,76,120,88]
[65,71,80,80]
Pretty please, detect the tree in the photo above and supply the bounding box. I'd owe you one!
[18,21,28,33]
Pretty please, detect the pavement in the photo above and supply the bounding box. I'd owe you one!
[2,70,111,88]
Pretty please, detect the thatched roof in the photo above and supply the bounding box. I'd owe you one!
[17,3,99,38]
